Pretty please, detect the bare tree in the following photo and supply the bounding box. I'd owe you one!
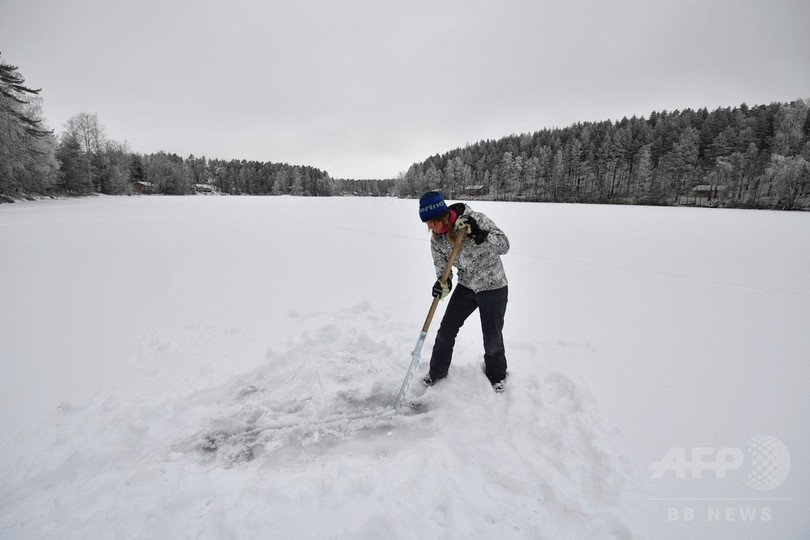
[62,112,108,192]
[64,112,106,154]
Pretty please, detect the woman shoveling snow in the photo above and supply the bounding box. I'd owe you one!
[418,191,511,393]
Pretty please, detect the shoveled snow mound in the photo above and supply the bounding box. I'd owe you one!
[0,302,634,539]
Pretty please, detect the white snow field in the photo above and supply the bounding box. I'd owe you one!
[1,195,808,539]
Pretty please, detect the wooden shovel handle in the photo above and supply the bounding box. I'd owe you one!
[421,228,467,333]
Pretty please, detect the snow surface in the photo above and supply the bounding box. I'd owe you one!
[1,196,808,539]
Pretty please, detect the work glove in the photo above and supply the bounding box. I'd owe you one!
[455,214,489,244]
[432,277,452,299]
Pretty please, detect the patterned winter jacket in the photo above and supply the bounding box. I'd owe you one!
[430,203,509,293]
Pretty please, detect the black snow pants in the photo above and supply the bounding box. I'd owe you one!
[428,284,508,383]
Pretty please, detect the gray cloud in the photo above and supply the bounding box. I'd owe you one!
[2,0,808,178]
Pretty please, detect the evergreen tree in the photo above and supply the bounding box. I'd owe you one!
[666,127,701,202]
[633,144,653,197]
[499,152,521,200]
[0,56,51,138]
[424,164,440,192]
[56,135,92,194]
[146,152,192,195]
[99,140,133,194]
[130,155,145,183]
[290,167,304,196]
[773,99,809,157]
[0,54,57,195]
[551,149,564,201]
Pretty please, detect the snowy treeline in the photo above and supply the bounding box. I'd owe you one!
[395,100,810,210]
[2,53,808,208]
[52,137,391,198]
[2,101,340,198]
[0,55,392,200]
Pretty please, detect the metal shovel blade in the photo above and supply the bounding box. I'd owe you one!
[393,331,427,410]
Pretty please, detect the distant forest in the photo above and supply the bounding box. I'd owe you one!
[0,54,391,201]
[2,53,808,209]
[397,100,810,210]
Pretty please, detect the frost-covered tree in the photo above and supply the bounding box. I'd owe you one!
[145,152,193,195]
[551,148,564,201]
[99,140,133,194]
[290,167,304,196]
[424,164,440,192]
[56,134,92,194]
[64,112,105,154]
[63,112,107,192]
[632,144,653,195]
[666,126,701,201]
[0,54,58,195]
[765,154,810,210]
[494,152,519,200]
[772,99,809,157]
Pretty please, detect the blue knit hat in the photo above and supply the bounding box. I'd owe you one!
[419,191,449,222]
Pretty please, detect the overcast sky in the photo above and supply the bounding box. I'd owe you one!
[2,0,808,179]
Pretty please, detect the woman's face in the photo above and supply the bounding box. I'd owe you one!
[426,216,448,234]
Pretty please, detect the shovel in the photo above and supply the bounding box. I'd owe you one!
[394,227,467,410]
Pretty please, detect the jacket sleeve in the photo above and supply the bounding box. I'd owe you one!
[472,211,510,255]
[430,235,453,281]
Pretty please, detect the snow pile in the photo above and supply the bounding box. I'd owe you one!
[1,302,632,539]
[1,196,808,538]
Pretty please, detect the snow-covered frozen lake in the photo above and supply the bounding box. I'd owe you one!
[1,195,808,539]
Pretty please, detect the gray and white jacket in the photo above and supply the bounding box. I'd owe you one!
[430,203,509,293]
